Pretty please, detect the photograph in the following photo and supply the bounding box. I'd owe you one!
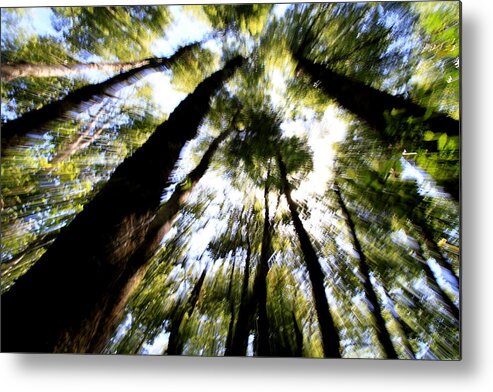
[1,1,460,359]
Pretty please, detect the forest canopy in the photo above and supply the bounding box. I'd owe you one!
[0,2,460,359]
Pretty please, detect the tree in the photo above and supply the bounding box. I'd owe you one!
[166,267,208,355]
[51,6,172,61]
[332,181,398,358]
[277,150,341,358]
[198,4,273,37]
[252,165,273,356]
[224,255,237,353]
[294,56,459,140]
[225,218,253,355]
[285,2,459,200]
[1,55,244,353]
[1,59,154,82]
[1,4,460,359]
[46,99,113,166]
[86,105,241,352]
[333,121,459,358]
[1,42,201,151]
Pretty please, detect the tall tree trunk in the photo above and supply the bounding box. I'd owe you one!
[294,56,459,138]
[225,228,252,356]
[333,182,398,359]
[277,153,341,358]
[254,170,273,356]
[1,42,200,151]
[1,59,153,82]
[1,56,244,353]
[77,111,238,353]
[295,56,459,201]
[223,206,250,355]
[166,267,208,355]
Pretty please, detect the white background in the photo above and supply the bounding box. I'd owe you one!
[1,0,491,391]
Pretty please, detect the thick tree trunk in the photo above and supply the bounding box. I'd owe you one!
[1,59,151,82]
[225,231,252,356]
[1,42,200,151]
[294,56,459,138]
[333,183,398,359]
[253,171,273,356]
[277,153,341,358]
[86,122,235,353]
[0,56,244,353]
[166,267,208,355]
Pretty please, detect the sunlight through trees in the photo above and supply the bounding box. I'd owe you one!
[1,2,460,359]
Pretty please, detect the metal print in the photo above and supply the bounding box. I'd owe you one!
[0,2,460,358]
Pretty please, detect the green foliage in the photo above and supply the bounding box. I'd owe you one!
[0,11,119,126]
[332,117,459,359]
[170,46,219,94]
[409,2,460,119]
[201,4,273,37]
[1,3,459,359]
[51,6,172,61]
[1,35,74,65]
[282,2,401,85]
[1,29,87,119]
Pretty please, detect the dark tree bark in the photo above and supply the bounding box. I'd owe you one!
[1,59,152,82]
[295,55,459,201]
[333,182,398,359]
[1,42,200,151]
[166,267,208,355]
[277,153,341,358]
[85,117,236,353]
[253,169,273,357]
[225,227,252,356]
[223,206,251,355]
[1,56,244,353]
[292,311,304,357]
[294,56,459,138]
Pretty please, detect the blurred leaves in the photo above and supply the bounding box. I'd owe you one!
[1,3,459,359]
